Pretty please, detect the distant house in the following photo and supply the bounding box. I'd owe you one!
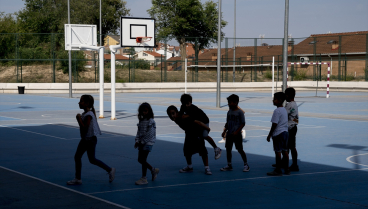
[135,51,163,64]
[104,35,120,46]
[104,54,130,65]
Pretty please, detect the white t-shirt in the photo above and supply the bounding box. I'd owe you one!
[271,107,288,137]
[81,111,101,139]
[284,101,299,129]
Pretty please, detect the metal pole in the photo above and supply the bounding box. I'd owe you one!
[99,47,104,118]
[233,0,236,82]
[68,0,72,98]
[111,49,116,120]
[282,0,289,92]
[100,0,102,47]
[272,56,274,97]
[216,0,221,108]
[185,58,187,93]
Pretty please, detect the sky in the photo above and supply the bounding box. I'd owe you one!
[1,0,367,44]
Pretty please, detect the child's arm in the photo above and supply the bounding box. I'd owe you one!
[193,120,210,132]
[76,114,91,137]
[267,123,278,142]
[222,123,228,137]
[232,123,245,136]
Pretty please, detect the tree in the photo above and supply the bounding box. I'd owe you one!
[0,13,18,62]
[17,0,130,41]
[147,0,227,62]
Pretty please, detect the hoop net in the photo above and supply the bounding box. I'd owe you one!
[136,37,152,44]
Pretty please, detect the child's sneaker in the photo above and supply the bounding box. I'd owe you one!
[218,138,226,143]
[243,163,250,172]
[179,166,193,173]
[109,167,116,182]
[284,168,291,175]
[151,168,160,181]
[67,178,82,185]
[135,177,148,185]
[205,168,212,175]
[289,164,299,171]
[267,169,283,176]
[220,164,233,171]
[214,147,222,160]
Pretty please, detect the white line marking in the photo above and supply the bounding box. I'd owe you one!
[0,125,67,140]
[0,115,23,120]
[346,153,368,167]
[87,168,368,195]
[0,166,131,209]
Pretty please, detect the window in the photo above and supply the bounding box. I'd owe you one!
[309,41,318,44]
[327,40,335,44]
[143,53,148,56]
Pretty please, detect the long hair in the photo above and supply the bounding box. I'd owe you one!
[81,95,96,117]
[138,102,154,121]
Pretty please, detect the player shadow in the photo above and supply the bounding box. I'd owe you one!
[327,144,368,169]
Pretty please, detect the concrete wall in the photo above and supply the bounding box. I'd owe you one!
[1,81,367,94]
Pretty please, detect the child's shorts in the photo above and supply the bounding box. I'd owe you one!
[225,133,243,151]
[138,144,153,152]
[272,131,289,152]
[184,134,208,157]
[201,123,210,138]
[288,126,297,149]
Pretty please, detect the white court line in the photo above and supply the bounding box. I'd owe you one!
[102,124,177,128]
[0,166,131,209]
[0,125,67,140]
[87,168,368,195]
[0,115,24,120]
[346,153,368,167]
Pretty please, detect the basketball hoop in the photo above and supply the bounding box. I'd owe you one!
[136,37,152,44]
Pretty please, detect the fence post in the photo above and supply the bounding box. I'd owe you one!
[254,38,257,82]
[161,54,163,82]
[164,39,167,82]
[313,37,317,81]
[338,35,342,81]
[366,34,368,81]
[16,33,19,83]
[225,38,228,82]
[195,38,199,82]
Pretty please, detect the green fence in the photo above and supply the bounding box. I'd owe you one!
[0,33,367,83]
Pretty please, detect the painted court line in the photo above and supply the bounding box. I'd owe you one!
[346,153,368,167]
[0,166,131,209]
[0,125,67,140]
[87,168,368,195]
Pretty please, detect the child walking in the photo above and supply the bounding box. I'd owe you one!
[267,92,289,176]
[285,87,299,171]
[167,105,212,175]
[135,102,159,185]
[220,94,250,172]
[179,94,222,159]
[67,95,115,185]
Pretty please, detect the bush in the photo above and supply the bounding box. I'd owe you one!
[293,70,308,80]
[264,70,273,79]
[57,50,87,74]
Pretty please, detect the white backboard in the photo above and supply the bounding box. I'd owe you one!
[65,24,97,50]
[120,17,155,48]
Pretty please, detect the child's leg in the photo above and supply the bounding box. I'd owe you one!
[282,151,289,169]
[185,155,193,166]
[201,155,209,167]
[234,135,248,164]
[274,151,282,170]
[86,137,112,173]
[290,148,298,165]
[204,136,218,149]
[138,150,152,177]
[289,126,298,166]
[74,139,88,179]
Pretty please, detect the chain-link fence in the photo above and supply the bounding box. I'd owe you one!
[1,33,367,83]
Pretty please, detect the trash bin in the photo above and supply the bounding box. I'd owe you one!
[18,86,25,94]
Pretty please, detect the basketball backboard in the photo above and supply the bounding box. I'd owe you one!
[65,24,97,50]
[120,17,155,48]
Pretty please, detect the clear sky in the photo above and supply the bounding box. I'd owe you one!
[1,0,367,39]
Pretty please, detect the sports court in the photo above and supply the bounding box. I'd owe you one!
[1,91,368,208]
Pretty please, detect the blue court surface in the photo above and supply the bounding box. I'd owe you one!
[1,91,368,209]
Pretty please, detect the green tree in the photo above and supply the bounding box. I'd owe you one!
[17,0,130,36]
[147,0,227,62]
[0,13,18,62]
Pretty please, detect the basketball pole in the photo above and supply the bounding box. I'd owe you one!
[68,0,72,98]
[110,45,123,120]
[185,58,187,94]
[216,0,221,108]
[282,0,289,92]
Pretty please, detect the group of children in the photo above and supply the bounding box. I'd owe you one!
[67,87,299,185]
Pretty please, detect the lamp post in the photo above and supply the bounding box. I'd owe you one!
[100,0,102,47]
